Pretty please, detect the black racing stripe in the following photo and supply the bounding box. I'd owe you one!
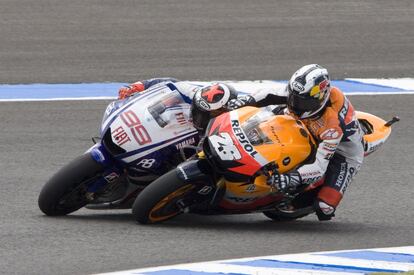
[294,65,319,85]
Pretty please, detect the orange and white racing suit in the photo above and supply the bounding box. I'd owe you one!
[120,79,364,219]
[250,86,365,219]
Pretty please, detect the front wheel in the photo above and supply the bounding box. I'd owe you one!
[38,153,105,216]
[132,169,196,224]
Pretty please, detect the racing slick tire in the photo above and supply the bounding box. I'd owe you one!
[132,169,196,224]
[38,153,105,216]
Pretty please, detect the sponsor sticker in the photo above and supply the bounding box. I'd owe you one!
[231,119,259,159]
[227,196,258,203]
[120,110,152,145]
[310,79,329,98]
[322,141,338,151]
[197,99,210,111]
[228,111,269,167]
[175,112,187,125]
[198,186,213,195]
[292,81,305,92]
[176,137,196,150]
[320,128,341,140]
[209,132,242,161]
[178,166,189,180]
[112,126,131,146]
[104,172,119,183]
[245,184,256,193]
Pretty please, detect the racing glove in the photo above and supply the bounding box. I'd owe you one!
[267,171,302,193]
[226,95,255,110]
[118,82,145,99]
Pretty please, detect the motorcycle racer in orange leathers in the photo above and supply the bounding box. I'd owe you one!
[227,64,364,220]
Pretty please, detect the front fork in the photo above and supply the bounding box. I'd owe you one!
[175,158,224,210]
[84,142,124,194]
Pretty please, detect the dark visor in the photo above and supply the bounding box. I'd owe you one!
[287,91,320,115]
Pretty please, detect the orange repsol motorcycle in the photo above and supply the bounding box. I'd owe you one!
[132,106,398,224]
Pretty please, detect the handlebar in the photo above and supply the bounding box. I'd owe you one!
[261,162,279,184]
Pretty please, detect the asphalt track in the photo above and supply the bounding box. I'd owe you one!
[0,1,413,274]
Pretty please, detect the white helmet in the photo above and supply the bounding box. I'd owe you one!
[193,83,236,111]
[191,83,237,130]
[286,64,331,119]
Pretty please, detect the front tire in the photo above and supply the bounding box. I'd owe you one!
[132,169,195,224]
[38,153,105,216]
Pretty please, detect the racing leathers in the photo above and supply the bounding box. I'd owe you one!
[237,86,365,220]
[119,78,364,220]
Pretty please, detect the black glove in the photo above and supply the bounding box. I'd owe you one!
[226,95,255,110]
[271,105,287,115]
[267,171,302,193]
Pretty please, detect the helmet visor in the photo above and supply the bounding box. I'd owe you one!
[287,92,321,116]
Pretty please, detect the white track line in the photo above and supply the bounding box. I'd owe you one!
[95,246,414,275]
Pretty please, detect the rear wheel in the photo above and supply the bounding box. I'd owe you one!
[38,153,105,216]
[132,169,196,224]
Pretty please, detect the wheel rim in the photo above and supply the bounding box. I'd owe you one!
[148,184,194,222]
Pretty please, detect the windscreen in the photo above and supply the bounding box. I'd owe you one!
[147,90,189,128]
[241,109,274,146]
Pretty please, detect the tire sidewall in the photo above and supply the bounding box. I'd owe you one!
[38,153,104,216]
[132,169,191,224]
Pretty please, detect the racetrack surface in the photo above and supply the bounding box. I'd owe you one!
[1,0,414,84]
[1,1,413,274]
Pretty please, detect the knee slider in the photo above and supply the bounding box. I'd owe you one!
[314,199,336,221]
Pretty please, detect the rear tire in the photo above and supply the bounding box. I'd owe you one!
[132,169,195,224]
[38,153,105,216]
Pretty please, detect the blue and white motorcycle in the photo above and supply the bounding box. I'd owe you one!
[38,82,200,215]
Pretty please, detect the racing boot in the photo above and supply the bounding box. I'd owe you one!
[314,199,336,221]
